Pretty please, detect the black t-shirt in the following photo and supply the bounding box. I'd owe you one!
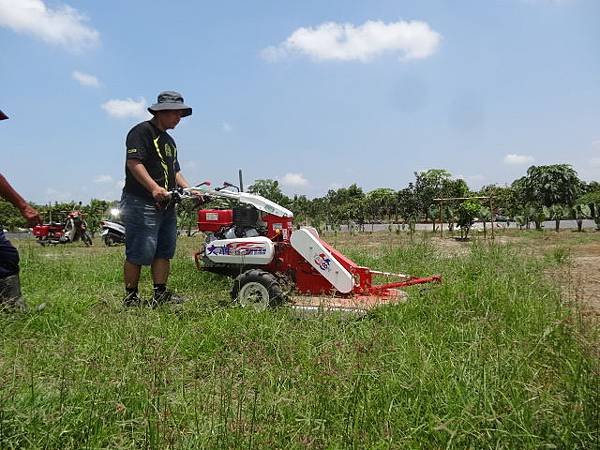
[123,120,181,201]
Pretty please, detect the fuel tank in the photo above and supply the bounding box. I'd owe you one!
[204,236,275,265]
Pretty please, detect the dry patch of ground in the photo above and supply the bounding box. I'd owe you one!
[569,257,600,319]
[564,240,600,322]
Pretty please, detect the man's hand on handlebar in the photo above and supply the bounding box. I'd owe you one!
[151,186,171,203]
[189,190,207,204]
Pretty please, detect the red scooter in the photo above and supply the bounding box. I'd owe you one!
[32,210,92,246]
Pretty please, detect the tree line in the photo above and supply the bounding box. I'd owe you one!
[246,164,600,235]
[2,164,599,235]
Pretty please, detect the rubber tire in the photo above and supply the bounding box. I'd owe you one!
[82,231,93,246]
[104,235,114,247]
[231,269,285,310]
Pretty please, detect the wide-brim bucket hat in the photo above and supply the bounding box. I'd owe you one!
[0,109,8,120]
[148,91,192,117]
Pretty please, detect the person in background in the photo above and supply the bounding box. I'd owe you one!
[0,109,42,311]
[120,91,197,307]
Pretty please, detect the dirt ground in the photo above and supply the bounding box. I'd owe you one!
[564,241,600,322]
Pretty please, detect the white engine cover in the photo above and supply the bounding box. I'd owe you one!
[205,236,275,265]
[188,185,293,218]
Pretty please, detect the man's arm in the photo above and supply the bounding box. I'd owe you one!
[126,160,170,202]
[175,171,190,189]
[0,174,41,226]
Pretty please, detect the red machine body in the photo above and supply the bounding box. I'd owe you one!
[185,181,442,312]
[196,206,440,301]
[262,214,293,240]
[197,209,233,233]
[265,238,440,298]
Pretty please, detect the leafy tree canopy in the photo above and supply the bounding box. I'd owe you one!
[524,164,581,208]
[247,179,290,206]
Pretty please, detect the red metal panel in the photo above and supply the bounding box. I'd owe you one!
[268,242,336,295]
[263,214,293,240]
[197,209,233,232]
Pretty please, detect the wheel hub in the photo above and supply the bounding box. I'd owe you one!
[238,281,270,311]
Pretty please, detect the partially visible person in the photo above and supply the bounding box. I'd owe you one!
[120,91,196,307]
[0,109,42,311]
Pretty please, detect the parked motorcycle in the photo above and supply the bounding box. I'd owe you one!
[31,221,65,245]
[32,210,92,246]
[100,219,125,246]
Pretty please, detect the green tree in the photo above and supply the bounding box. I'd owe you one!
[479,184,514,222]
[396,184,419,233]
[366,188,396,225]
[445,178,469,199]
[523,164,581,231]
[289,194,310,226]
[307,197,328,233]
[544,204,568,233]
[247,179,290,207]
[576,191,600,231]
[0,199,26,230]
[478,205,491,237]
[83,199,110,236]
[571,203,591,232]
[177,197,201,236]
[413,169,467,231]
[457,200,480,240]
[325,184,365,231]
[511,176,535,229]
[414,169,452,229]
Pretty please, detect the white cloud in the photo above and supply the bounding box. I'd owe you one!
[0,0,99,50]
[222,122,233,133]
[72,70,99,87]
[101,97,150,120]
[262,20,441,63]
[592,139,600,148]
[503,154,535,165]
[280,173,309,188]
[93,175,113,184]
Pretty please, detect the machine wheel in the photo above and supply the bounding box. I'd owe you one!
[82,231,93,246]
[104,235,114,246]
[231,269,285,311]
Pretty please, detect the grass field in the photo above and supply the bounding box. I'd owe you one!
[0,231,598,448]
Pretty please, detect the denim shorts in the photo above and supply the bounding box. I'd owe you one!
[120,192,177,266]
[0,230,19,278]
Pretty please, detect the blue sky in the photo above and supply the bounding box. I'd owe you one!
[1,0,599,204]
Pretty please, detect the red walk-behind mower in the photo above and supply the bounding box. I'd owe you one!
[185,182,441,314]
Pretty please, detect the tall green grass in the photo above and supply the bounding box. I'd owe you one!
[0,236,597,448]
